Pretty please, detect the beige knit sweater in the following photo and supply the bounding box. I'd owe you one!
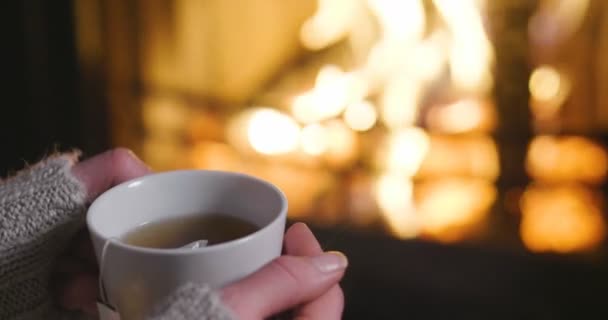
[0,156,234,320]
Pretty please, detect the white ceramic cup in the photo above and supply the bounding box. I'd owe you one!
[87,170,287,319]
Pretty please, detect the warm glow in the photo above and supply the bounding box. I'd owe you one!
[190,142,244,172]
[300,0,360,50]
[379,127,430,177]
[300,123,328,156]
[143,137,186,171]
[426,99,495,134]
[417,134,500,180]
[379,76,422,129]
[323,120,359,167]
[367,0,425,44]
[343,100,377,132]
[551,0,591,39]
[521,185,605,253]
[527,136,608,184]
[253,165,334,219]
[292,65,367,124]
[348,172,379,227]
[417,178,496,242]
[529,66,562,102]
[529,0,590,47]
[375,173,419,238]
[407,32,448,82]
[433,0,494,92]
[247,108,300,155]
[528,65,570,120]
[362,0,426,84]
[291,94,317,124]
[136,0,507,245]
[142,96,188,135]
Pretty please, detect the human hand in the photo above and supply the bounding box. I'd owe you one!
[221,222,346,320]
[55,148,151,314]
[55,148,346,319]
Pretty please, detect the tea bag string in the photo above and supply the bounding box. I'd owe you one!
[97,236,210,308]
[98,237,118,307]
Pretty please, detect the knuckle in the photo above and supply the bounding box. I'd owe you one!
[110,147,135,162]
[108,147,140,175]
[268,257,306,305]
[270,256,303,286]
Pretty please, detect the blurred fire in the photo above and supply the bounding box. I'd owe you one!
[292,65,367,124]
[375,127,430,177]
[528,65,570,120]
[417,178,496,243]
[247,109,300,155]
[526,135,608,184]
[300,123,328,156]
[343,100,378,132]
[297,0,497,241]
[520,185,605,253]
[433,0,494,92]
[374,173,419,239]
[417,134,500,180]
[426,99,497,134]
[139,0,521,248]
[323,120,360,168]
[523,135,608,253]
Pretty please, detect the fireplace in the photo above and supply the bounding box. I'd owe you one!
[73,0,608,256]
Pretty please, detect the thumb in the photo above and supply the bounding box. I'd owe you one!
[221,252,348,320]
[72,148,151,201]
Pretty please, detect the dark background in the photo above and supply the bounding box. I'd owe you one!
[3,1,608,319]
[3,1,108,174]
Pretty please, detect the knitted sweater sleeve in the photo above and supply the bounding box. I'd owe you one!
[0,155,235,320]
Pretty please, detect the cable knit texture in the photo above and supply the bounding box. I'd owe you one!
[0,155,236,320]
[0,155,86,319]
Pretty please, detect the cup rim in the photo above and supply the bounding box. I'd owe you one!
[86,169,288,255]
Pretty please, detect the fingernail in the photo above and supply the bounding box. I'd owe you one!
[312,251,348,273]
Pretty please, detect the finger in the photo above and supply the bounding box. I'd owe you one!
[72,148,151,201]
[221,253,348,320]
[284,223,345,320]
[58,272,99,315]
[295,286,344,320]
[73,229,98,266]
[284,223,323,256]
